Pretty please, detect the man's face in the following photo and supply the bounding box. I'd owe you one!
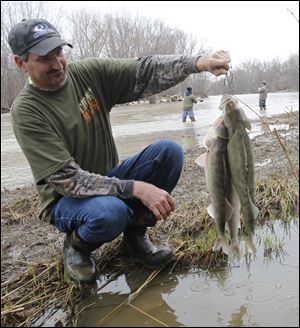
[16,46,67,90]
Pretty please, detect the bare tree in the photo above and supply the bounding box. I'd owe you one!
[101,10,200,58]
[68,11,109,59]
[280,52,299,91]
[5,4,296,106]
[208,52,299,95]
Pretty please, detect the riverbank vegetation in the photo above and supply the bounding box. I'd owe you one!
[1,111,298,326]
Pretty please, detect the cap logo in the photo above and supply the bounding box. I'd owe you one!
[32,23,56,39]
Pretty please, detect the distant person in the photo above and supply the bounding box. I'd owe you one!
[182,87,197,122]
[7,18,230,283]
[258,81,268,110]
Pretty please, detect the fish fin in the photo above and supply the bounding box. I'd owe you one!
[252,203,259,220]
[239,108,252,131]
[243,202,259,235]
[240,201,259,235]
[207,201,234,222]
[203,133,216,150]
[207,203,214,218]
[229,242,242,260]
[244,235,256,255]
[195,153,207,167]
[213,237,230,255]
[225,198,235,222]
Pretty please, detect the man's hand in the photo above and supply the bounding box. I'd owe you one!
[196,50,231,76]
[133,181,175,220]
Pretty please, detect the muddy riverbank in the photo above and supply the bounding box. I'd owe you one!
[1,111,299,326]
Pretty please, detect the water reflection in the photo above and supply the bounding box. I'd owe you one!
[76,220,298,327]
[77,269,183,327]
[227,304,248,327]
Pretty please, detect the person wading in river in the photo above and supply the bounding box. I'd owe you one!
[182,87,197,122]
[8,18,230,283]
[258,80,268,110]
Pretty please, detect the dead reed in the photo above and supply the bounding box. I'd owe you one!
[1,110,299,326]
[1,172,298,327]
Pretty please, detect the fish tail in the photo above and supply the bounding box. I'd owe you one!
[225,198,235,222]
[244,235,256,255]
[213,237,230,255]
[229,242,242,260]
[243,202,259,234]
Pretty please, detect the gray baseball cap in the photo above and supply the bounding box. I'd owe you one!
[8,18,72,56]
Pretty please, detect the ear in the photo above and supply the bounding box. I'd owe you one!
[14,55,28,72]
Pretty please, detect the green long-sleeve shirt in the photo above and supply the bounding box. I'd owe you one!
[183,94,197,110]
[11,55,200,222]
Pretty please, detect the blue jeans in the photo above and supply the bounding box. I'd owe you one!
[259,99,266,108]
[182,110,195,121]
[51,140,184,245]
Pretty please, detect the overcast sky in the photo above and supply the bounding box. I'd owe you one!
[50,1,299,65]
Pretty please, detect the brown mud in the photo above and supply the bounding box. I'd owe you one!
[1,111,299,326]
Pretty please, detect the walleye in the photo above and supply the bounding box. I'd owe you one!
[220,95,259,235]
[196,95,258,258]
[196,117,240,258]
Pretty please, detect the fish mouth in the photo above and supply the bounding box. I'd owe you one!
[219,94,238,112]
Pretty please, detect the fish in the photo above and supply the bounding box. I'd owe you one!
[196,95,258,258]
[219,95,259,236]
[196,116,241,258]
[226,177,242,258]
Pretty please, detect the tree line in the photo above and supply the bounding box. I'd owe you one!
[209,54,299,96]
[1,1,299,107]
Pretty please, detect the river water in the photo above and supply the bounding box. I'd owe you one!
[2,92,299,326]
[1,92,299,190]
[33,220,298,327]
[76,220,299,327]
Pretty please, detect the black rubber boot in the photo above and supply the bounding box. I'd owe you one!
[121,213,174,269]
[63,230,99,283]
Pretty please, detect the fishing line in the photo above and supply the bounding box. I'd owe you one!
[223,51,235,95]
